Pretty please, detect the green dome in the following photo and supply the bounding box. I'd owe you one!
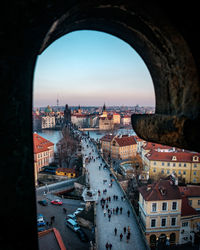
[45,105,52,113]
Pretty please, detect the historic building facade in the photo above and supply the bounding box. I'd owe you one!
[33,133,54,174]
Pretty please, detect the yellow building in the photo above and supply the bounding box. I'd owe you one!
[55,168,76,178]
[112,113,120,124]
[145,150,200,184]
[138,178,182,247]
[100,134,137,160]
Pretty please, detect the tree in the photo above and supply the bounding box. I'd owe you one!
[57,127,79,168]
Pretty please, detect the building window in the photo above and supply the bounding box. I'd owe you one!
[151,219,156,228]
[173,163,176,167]
[178,171,181,175]
[167,170,170,174]
[162,162,165,166]
[188,200,192,206]
[183,171,186,175]
[184,163,187,167]
[172,201,177,210]
[171,217,176,226]
[153,168,156,173]
[198,200,200,205]
[167,162,170,166]
[194,164,197,168]
[182,222,189,227]
[162,202,167,211]
[193,171,197,175]
[154,162,156,165]
[152,203,157,212]
[161,169,164,174]
[161,218,166,227]
[179,163,181,167]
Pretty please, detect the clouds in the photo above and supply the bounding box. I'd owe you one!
[33,30,155,107]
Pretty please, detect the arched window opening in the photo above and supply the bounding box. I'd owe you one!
[33,30,154,249]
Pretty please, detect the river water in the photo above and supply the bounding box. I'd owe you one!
[37,128,135,152]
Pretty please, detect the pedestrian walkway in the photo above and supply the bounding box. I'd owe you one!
[82,137,147,250]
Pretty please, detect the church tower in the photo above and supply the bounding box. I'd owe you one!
[102,103,107,117]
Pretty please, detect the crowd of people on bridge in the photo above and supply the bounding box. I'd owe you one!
[82,135,133,249]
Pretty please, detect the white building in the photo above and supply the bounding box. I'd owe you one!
[42,116,55,129]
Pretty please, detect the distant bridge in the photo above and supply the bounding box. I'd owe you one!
[79,128,100,131]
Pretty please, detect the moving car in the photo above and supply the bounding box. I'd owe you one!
[38,200,48,206]
[76,229,89,242]
[51,199,63,205]
[66,219,80,232]
[37,214,46,227]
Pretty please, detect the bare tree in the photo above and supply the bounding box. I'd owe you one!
[57,127,79,168]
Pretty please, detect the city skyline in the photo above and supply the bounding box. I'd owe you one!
[33,30,155,107]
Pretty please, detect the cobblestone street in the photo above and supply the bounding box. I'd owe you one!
[82,137,146,250]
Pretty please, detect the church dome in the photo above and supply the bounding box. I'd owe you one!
[45,105,52,113]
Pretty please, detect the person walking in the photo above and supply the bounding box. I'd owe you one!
[124,227,126,234]
[109,243,112,250]
[126,234,130,243]
[105,242,109,250]
[120,233,123,241]
[127,210,130,217]
[116,206,119,214]
[108,214,111,222]
[114,227,117,236]
[104,210,106,217]
[120,207,123,214]
[128,226,130,233]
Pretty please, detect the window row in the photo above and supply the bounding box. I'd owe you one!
[151,217,177,228]
[154,162,188,167]
[38,151,49,158]
[153,169,198,176]
[151,201,177,212]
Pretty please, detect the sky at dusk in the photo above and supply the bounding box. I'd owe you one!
[33,30,155,107]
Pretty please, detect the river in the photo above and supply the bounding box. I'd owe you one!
[37,130,62,152]
[37,128,135,152]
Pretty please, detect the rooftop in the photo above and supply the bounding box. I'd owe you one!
[33,133,54,154]
[139,179,182,201]
[38,228,66,250]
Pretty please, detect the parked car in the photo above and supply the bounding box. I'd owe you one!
[37,226,46,232]
[66,214,77,221]
[37,214,46,227]
[51,199,63,205]
[66,219,80,232]
[38,200,48,206]
[74,208,84,216]
[76,229,89,242]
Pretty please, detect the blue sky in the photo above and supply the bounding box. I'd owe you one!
[33,30,155,107]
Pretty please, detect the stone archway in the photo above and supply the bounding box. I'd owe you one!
[150,234,157,248]
[38,2,200,152]
[170,233,176,245]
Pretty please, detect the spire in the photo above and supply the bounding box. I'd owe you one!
[103,103,106,111]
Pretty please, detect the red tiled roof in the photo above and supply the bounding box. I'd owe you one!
[100,134,115,142]
[114,135,136,147]
[145,150,200,163]
[99,116,113,120]
[179,186,200,197]
[139,179,182,201]
[181,197,198,216]
[33,133,54,154]
[143,142,172,151]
